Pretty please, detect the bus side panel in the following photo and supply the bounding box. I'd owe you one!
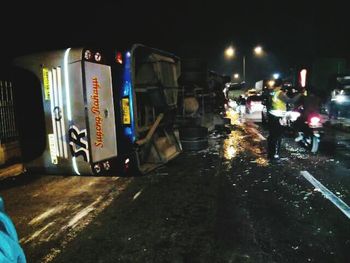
[84,62,118,163]
[66,61,92,175]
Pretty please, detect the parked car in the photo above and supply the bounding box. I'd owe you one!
[224,82,245,101]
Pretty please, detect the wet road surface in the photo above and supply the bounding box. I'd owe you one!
[1,111,350,262]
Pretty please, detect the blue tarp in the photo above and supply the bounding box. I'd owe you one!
[0,197,26,263]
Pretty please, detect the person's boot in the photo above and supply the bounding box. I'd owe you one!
[268,140,280,163]
[272,139,281,162]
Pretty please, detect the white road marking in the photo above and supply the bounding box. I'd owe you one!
[66,196,103,229]
[29,206,65,225]
[300,171,350,219]
[20,222,55,244]
[133,189,143,201]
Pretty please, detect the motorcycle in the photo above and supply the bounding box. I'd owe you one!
[280,105,324,153]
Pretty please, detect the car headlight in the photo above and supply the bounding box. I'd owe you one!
[335,95,346,103]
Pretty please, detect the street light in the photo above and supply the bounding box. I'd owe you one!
[233,73,239,79]
[273,73,280,79]
[225,45,264,83]
[254,46,263,56]
[243,45,263,81]
[225,46,235,58]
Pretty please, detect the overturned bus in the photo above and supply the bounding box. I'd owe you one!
[12,45,182,176]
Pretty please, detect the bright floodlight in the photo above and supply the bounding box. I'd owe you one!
[225,46,235,58]
[234,73,239,79]
[254,46,263,56]
[273,73,280,79]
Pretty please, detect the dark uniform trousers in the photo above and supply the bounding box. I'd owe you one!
[267,113,284,159]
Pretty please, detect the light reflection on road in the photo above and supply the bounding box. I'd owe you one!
[224,109,269,166]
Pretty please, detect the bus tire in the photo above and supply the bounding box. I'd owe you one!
[179,126,208,140]
[180,138,208,151]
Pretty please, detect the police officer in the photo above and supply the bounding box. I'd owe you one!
[267,79,303,162]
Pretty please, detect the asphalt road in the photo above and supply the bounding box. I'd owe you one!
[1,111,350,262]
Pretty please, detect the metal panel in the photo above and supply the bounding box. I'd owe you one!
[47,67,68,161]
[84,62,117,163]
[67,62,90,165]
[0,81,18,143]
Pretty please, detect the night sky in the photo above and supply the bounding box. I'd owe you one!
[1,0,349,83]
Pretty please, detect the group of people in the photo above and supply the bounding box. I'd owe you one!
[266,79,310,163]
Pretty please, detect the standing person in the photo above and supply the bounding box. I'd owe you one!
[237,95,246,115]
[303,85,321,116]
[267,79,303,162]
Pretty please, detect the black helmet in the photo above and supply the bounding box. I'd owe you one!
[273,78,283,87]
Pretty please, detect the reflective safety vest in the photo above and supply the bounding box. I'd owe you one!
[269,90,287,117]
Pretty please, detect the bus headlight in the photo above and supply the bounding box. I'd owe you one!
[84,50,92,60]
[94,52,102,62]
[94,164,101,173]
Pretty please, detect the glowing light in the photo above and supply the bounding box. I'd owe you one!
[223,130,241,160]
[225,46,235,58]
[273,73,280,79]
[103,161,110,170]
[254,46,263,56]
[95,52,102,62]
[116,52,123,64]
[227,146,236,159]
[84,50,92,60]
[335,95,346,103]
[125,158,130,165]
[310,116,321,126]
[300,69,307,88]
[94,164,101,173]
[234,73,239,79]
[268,80,275,87]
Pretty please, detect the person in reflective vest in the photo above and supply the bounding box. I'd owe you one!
[267,79,303,162]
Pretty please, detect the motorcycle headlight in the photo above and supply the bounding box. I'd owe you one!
[335,95,346,103]
[310,116,321,126]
